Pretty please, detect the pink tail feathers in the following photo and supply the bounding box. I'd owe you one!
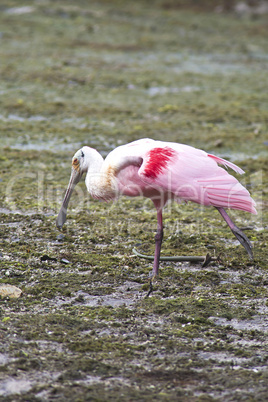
[205,154,256,214]
[205,180,257,214]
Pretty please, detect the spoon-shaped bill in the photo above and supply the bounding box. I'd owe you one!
[56,168,82,229]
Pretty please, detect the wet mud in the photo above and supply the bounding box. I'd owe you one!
[0,1,267,401]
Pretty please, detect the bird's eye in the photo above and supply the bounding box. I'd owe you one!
[73,158,78,164]
[81,150,84,158]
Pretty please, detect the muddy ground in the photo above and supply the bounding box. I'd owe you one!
[0,1,267,401]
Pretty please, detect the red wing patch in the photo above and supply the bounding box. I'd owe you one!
[143,147,176,179]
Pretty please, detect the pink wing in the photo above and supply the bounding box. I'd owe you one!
[138,144,257,214]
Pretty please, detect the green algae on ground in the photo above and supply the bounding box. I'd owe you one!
[0,0,268,401]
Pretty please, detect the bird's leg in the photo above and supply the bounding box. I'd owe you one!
[150,209,163,279]
[216,207,253,259]
[146,209,163,298]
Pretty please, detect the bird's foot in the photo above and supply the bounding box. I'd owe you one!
[145,271,157,298]
[231,227,253,259]
[145,280,154,298]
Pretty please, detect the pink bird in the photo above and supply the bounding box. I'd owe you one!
[56,138,257,278]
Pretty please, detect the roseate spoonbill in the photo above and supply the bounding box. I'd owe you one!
[56,138,257,278]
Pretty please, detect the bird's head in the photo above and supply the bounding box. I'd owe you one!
[56,146,103,229]
[71,147,91,174]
